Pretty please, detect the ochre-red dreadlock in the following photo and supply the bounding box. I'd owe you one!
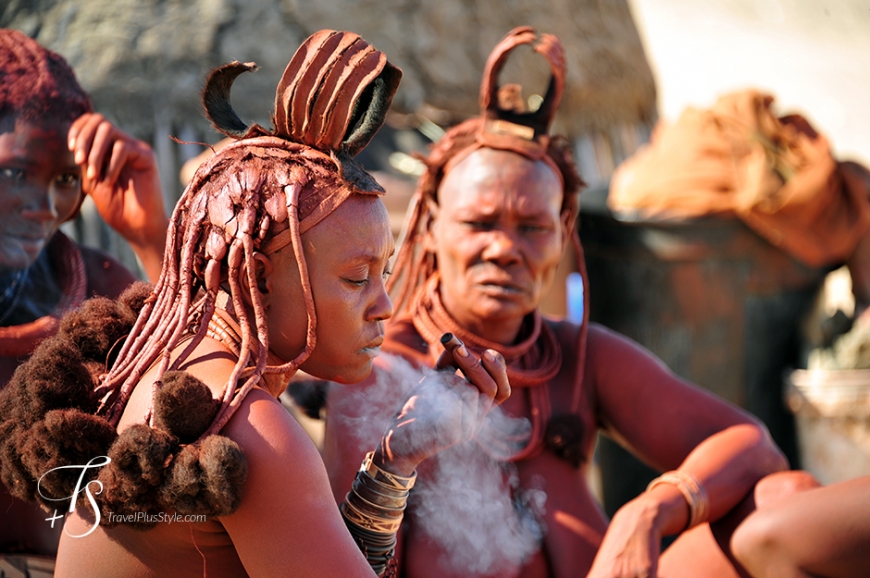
[0,29,402,528]
[97,138,347,435]
[387,27,589,466]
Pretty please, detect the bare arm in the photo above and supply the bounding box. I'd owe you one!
[323,359,397,505]
[221,387,377,577]
[68,113,168,283]
[731,476,870,578]
[587,324,787,577]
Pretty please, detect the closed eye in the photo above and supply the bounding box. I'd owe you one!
[520,223,551,233]
[462,220,495,231]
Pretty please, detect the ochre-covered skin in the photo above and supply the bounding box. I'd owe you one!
[53,191,506,578]
[53,195,397,578]
[5,29,512,578]
[324,145,790,578]
[729,473,870,578]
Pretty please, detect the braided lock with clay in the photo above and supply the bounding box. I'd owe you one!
[387,27,588,466]
[0,30,402,533]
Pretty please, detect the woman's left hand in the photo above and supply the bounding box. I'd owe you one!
[68,113,168,282]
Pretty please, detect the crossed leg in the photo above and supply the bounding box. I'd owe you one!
[658,470,822,578]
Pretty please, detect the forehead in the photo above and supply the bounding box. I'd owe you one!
[303,194,394,258]
[437,148,563,212]
[0,118,71,158]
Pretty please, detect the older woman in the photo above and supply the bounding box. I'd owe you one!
[324,27,790,578]
[0,30,508,577]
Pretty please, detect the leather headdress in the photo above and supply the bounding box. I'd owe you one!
[443,26,567,175]
[387,27,590,465]
[199,30,402,237]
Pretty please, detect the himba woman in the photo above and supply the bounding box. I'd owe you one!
[324,27,804,578]
[0,28,167,572]
[0,30,509,577]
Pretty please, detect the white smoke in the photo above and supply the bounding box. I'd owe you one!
[329,353,547,575]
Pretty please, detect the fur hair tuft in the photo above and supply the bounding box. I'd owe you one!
[160,435,247,517]
[98,424,178,530]
[153,371,220,444]
[20,409,118,508]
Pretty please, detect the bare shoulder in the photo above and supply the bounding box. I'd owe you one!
[223,386,320,462]
[586,322,656,356]
[218,384,372,577]
[584,322,672,381]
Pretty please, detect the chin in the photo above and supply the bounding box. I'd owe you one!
[303,358,373,385]
[474,299,534,323]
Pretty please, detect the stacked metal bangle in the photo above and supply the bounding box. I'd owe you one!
[341,451,417,576]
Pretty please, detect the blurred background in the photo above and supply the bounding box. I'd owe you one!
[5,0,868,267]
[4,0,870,515]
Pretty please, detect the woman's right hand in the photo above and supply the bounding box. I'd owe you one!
[373,335,510,476]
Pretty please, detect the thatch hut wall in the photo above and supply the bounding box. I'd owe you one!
[3,0,657,277]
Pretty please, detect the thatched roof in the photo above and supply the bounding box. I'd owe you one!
[3,0,656,139]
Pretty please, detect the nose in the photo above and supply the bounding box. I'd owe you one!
[481,228,521,266]
[367,280,394,322]
[20,190,58,223]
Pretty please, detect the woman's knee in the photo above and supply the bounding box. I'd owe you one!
[729,471,821,577]
[730,505,785,577]
[753,470,820,509]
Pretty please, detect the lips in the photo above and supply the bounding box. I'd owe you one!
[474,276,527,295]
[366,336,384,349]
[360,335,384,354]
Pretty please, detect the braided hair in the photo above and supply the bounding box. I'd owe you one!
[388,27,584,317]
[0,30,401,528]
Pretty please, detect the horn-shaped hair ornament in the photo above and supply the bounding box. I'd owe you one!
[0,30,404,531]
[99,30,402,436]
[476,26,566,158]
[386,27,590,466]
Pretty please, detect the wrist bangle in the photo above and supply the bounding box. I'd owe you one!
[361,451,417,492]
[646,470,710,531]
[341,501,404,534]
[342,451,411,577]
[354,476,410,509]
